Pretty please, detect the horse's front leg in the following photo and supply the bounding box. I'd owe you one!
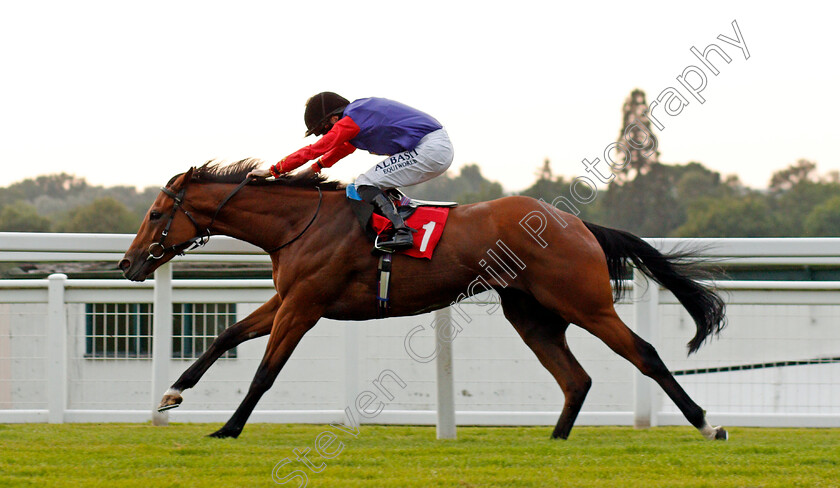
[158,295,280,412]
[208,298,320,439]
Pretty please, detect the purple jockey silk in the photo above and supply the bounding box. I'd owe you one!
[343,98,443,156]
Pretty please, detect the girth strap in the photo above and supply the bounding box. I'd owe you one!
[377,253,393,318]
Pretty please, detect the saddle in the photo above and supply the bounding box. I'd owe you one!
[345,184,457,255]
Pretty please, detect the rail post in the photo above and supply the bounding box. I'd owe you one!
[632,268,659,428]
[152,263,173,426]
[435,307,457,439]
[47,273,68,424]
[344,323,360,413]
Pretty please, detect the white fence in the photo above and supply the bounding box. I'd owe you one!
[1,233,839,430]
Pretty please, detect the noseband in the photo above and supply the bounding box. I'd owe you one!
[146,177,322,261]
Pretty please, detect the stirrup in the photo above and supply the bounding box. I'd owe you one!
[374,229,414,253]
[374,235,396,254]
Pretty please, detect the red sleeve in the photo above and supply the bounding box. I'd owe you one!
[319,142,356,169]
[274,117,360,173]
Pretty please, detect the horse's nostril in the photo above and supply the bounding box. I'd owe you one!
[118,259,131,272]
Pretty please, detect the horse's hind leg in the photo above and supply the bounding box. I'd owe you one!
[578,309,727,440]
[158,295,279,411]
[500,290,592,440]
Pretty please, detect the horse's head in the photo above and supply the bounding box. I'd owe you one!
[119,168,204,281]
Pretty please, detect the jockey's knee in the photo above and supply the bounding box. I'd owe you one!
[356,184,387,203]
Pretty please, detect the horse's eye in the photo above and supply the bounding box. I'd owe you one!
[149,211,163,221]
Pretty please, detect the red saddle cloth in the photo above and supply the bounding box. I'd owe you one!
[371,207,450,259]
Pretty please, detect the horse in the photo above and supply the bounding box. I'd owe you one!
[119,159,728,441]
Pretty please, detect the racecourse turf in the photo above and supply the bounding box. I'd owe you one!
[0,424,838,487]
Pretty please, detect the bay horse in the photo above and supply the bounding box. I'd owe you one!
[119,160,728,441]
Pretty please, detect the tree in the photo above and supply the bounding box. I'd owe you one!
[769,159,818,192]
[764,161,840,235]
[0,201,53,232]
[517,159,603,221]
[675,196,781,237]
[103,185,160,222]
[771,180,840,235]
[598,162,730,236]
[674,163,726,203]
[804,195,840,236]
[615,89,659,180]
[520,159,567,200]
[535,158,553,181]
[58,197,141,233]
[0,173,88,207]
[406,164,503,203]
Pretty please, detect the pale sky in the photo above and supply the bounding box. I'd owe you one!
[1,1,837,192]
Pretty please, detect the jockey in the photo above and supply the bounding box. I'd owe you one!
[249,92,454,252]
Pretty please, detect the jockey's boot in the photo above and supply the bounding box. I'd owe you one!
[370,193,415,251]
[358,185,415,252]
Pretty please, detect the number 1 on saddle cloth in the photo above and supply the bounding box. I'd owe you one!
[345,183,453,259]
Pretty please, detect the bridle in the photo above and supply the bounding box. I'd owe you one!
[145,184,210,261]
[145,177,323,261]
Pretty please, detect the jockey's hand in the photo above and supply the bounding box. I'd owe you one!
[247,168,272,179]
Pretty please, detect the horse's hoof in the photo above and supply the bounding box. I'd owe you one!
[208,427,241,439]
[714,426,728,441]
[158,392,183,412]
[550,430,570,440]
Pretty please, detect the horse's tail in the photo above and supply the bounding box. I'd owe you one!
[583,221,726,355]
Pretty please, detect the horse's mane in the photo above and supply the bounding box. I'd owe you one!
[167,159,346,191]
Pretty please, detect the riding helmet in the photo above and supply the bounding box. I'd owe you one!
[304,92,350,137]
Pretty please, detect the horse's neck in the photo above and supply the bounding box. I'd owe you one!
[207,185,331,251]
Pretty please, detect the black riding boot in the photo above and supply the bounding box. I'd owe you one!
[357,185,415,252]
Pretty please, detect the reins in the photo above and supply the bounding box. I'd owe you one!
[146,177,322,261]
[266,186,322,253]
[207,177,254,231]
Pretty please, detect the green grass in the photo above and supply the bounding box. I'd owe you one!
[1,424,839,487]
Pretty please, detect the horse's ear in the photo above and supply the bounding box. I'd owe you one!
[165,167,196,192]
[171,167,195,190]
